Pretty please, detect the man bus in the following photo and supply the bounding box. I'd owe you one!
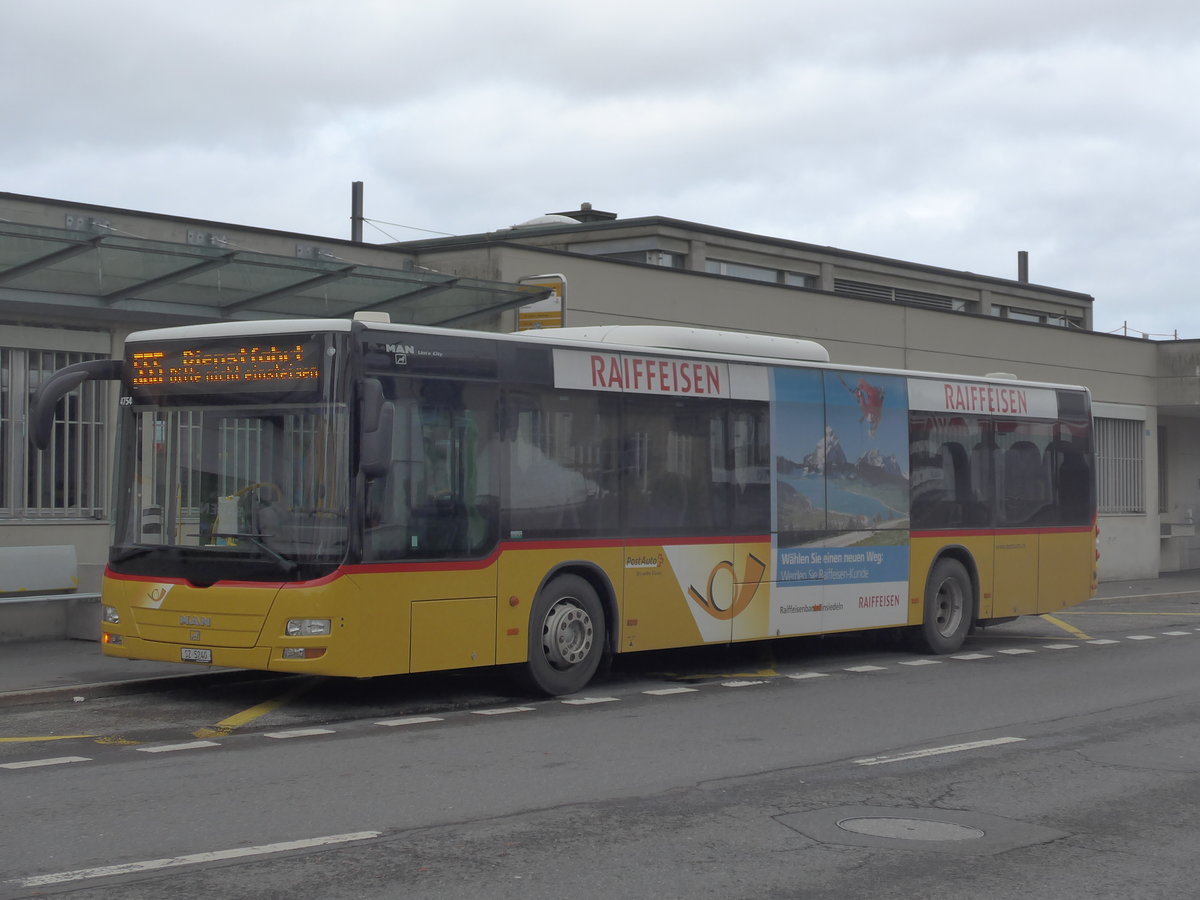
[32,317,1097,695]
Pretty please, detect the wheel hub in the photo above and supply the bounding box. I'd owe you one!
[542,601,594,669]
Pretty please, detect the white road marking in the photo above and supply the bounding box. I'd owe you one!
[1087,639,1120,645]
[785,672,829,680]
[643,686,699,695]
[721,679,767,687]
[471,706,534,716]
[950,653,992,660]
[136,741,220,753]
[855,736,1026,767]
[1,756,91,770]
[1162,631,1191,636]
[844,665,887,673]
[1042,643,1078,650]
[375,716,445,727]
[997,648,1037,655]
[898,659,942,666]
[263,728,335,739]
[561,696,619,705]
[1127,635,1157,641]
[14,831,382,887]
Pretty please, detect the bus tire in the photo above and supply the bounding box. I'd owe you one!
[522,574,606,696]
[915,557,973,654]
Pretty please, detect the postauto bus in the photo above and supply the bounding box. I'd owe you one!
[32,317,1097,695]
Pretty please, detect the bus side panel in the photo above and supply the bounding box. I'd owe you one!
[908,533,996,623]
[993,532,1040,617]
[409,596,496,672]
[764,534,909,638]
[1036,528,1096,613]
[345,564,497,677]
[495,544,625,665]
[621,543,707,652]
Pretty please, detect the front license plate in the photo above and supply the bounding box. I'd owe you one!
[181,647,212,663]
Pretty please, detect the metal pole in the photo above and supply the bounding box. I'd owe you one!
[351,181,364,242]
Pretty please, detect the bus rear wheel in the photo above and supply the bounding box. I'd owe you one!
[522,574,606,696]
[914,558,973,654]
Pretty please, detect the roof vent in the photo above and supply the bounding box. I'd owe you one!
[353,311,391,324]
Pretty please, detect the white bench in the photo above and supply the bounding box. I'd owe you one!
[0,545,101,643]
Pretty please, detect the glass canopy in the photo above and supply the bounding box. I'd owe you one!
[0,221,547,326]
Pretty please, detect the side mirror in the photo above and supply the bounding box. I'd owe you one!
[30,358,123,451]
[359,378,394,479]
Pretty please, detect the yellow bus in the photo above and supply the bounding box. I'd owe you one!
[33,318,1098,695]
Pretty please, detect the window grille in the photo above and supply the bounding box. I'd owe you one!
[1,347,109,519]
[834,279,962,310]
[1095,417,1144,514]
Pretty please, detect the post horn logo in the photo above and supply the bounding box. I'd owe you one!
[687,553,767,621]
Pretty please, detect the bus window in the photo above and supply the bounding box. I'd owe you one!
[1042,421,1094,525]
[993,419,1054,526]
[732,403,770,532]
[621,396,728,534]
[909,413,991,528]
[363,378,498,561]
[502,389,619,538]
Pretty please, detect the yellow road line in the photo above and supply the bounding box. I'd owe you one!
[1040,614,1091,640]
[1070,611,1200,616]
[0,735,97,743]
[193,679,317,739]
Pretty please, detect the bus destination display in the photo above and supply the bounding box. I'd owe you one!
[130,338,322,393]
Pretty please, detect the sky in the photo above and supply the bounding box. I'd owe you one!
[3,0,1199,338]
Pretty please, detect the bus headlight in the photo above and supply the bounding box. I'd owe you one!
[286,618,331,637]
[102,605,120,624]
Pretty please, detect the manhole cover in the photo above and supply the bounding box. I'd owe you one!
[777,806,1069,856]
[837,816,986,842]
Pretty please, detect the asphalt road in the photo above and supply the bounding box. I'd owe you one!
[2,593,1199,899]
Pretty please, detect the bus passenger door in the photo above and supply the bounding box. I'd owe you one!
[993,434,1045,616]
[620,395,736,651]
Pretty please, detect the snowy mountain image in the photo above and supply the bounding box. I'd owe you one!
[776,425,908,532]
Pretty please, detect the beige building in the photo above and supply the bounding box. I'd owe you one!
[1,192,1195,625]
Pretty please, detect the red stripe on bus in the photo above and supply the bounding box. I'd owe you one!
[911,525,1095,539]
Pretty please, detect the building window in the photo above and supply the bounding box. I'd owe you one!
[990,305,1084,328]
[706,259,814,287]
[1158,425,1168,515]
[1095,417,1144,514]
[602,250,685,268]
[0,347,108,519]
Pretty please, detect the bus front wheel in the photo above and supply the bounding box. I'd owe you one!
[915,558,973,654]
[522,574,606,696]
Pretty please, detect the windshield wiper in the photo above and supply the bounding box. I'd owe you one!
[212,532,299,576]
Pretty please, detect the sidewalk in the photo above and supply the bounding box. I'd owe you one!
[1091,570,1200,601]
[0,639,257,708]
[3,573,1200,707]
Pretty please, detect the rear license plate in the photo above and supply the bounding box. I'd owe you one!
[181,647,212,663]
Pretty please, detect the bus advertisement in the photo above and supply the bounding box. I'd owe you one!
[32,318,1098,695]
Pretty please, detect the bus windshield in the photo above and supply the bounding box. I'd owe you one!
[111,401,351,581]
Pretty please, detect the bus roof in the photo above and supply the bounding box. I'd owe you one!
[122,317,1088,394]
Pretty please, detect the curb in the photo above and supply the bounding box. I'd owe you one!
[0,668,290,709]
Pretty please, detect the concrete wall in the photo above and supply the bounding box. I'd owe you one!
[421,244,1166,581]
